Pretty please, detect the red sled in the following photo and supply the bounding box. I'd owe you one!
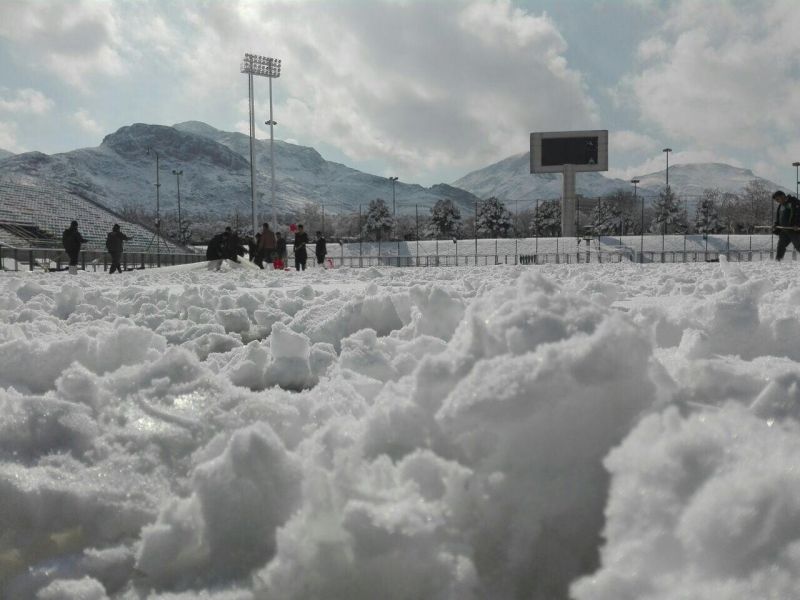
[273,258,284,270]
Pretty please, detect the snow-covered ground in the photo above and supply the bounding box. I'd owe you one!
[1,258,800,599]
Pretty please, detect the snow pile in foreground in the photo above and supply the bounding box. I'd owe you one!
[0,260,799,599]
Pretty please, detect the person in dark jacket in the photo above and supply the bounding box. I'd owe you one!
[273,231,287,269]
[62,220,87,275]
[206,229,230,270]
[315,231,327,266]
[106,224,131,274]
[772,190,800,261]
[293,224,309,271]
[275,232,287,260]
[222,227,245,262]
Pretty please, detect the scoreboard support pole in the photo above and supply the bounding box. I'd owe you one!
[561,164,577,238]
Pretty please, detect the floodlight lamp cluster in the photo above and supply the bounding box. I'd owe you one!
[241,53,281,78]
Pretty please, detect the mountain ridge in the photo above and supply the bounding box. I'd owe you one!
[0,122,787,229]
[451,152,785,205]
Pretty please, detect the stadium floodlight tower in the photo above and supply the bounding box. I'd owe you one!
[172,169,183,245]
[241,53,282,234]
[793,161,800,197]
[146,146,162,255]
[530,130,608,237]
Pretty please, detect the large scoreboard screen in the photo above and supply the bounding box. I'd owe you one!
[542,136,598,166]
[530,130,608,173]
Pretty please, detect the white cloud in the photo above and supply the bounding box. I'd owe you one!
[71,108,103,136]
[625,0,800,151]
[636,36,668,62]
[0,0,126,90]
[0,121,20,151]
[610,130,656,154]
[0,88,54,114]
[161,1,598,181]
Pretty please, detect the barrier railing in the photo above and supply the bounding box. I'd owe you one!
[2,245,788,273]
[331,248,788,268]
[0,245,205,272]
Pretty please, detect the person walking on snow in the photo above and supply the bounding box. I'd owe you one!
[293,224,309,271]
[62,220,87,275]
[106,224,131,274]
[315,231,327,267]
[772,190,800,261]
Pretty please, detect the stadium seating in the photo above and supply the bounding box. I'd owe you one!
[0,177,181,252]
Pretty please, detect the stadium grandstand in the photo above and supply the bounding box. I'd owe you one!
[0,176,182,253]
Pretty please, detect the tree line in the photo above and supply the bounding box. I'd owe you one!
[119,178,776,245]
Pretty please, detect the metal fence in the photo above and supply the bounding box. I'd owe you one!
[1,243,791,273]
[0,245,205,272]
[331,248,788,268]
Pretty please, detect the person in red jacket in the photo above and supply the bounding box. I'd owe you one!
[256,223,276,268]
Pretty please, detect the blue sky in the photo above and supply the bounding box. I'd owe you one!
[1,0,799,190]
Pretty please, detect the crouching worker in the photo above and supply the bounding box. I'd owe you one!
[206,229,230,271]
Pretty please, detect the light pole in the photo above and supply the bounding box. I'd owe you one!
[662,148,671,253]
[793,161,800,197]
[514,197,518,261]
[389,176,398,259]
[632,178,641,262]
[663,148,672,189]
[389,177,398,222]
[172,169,183,246]
[415,204,419,266]
[241,53,281,234]
[147,146,161,256]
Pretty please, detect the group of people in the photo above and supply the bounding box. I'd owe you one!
[253,223,328,271]
[206,223,328,272]
[56,191,800,275]
[62,220,132,275]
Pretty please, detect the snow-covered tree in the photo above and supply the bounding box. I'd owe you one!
[694,189,722,234]
[429,198,461,238]
[650,187,688,234]
[531,200,561,236]
[362,198,394,241]
[588,198,619,235]
[162,211,194,246]
[718,191,742,233]
[595,190,641,235]
[476,197,512,237]
[740,179,772,232]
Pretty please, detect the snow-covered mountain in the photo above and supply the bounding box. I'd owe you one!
[452,152,632,204]
[0,148,13,160]
[630,162,783,197]
[0,122,787,225]
[0,122,481,222]
[453,152,785,203]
